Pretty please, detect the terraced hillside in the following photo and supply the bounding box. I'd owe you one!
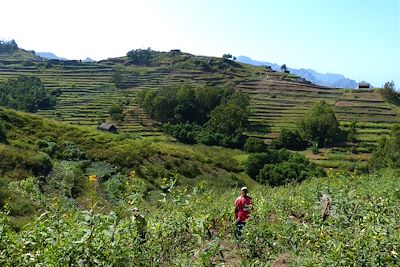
[1,49,399,169]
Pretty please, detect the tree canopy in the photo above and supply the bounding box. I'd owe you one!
[0,40,18,53]
[138,85,251,148]
[298,101,341,147]
[0,76,56,112]
[371,124,400,169]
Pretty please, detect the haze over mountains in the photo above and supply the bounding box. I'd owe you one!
[237,56,358,89]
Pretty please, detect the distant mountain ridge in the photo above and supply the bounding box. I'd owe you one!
[36,52,95,62]
[236,56,357,88]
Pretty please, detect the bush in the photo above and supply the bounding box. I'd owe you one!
[256,153,325,186]
[0,121,6,143]
[127,48,154,65]
[370,124,400,169]
[245,149,325,186]
[109,104,124,121]
[0,75,56,112]
[271,128,307,150]
[244,137,267,153]
[163,122,201,144]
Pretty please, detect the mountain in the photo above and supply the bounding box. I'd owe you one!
[36,52,68,60]
[83,57,95,62]
[236,56,357,88]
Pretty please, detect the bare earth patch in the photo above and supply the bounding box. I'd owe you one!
[271,253,291,267]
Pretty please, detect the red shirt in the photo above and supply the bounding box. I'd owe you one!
[235,195,252,222]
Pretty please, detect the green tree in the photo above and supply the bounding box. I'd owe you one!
[109,104,124,121]
[0,121,6,143]
[244,137,267,153]
[298,101,341,147]
[280,64,289,73]
[0,75,56,112]
[382,81,400,105]
[347,121,357,143]
[112,70,123,88]
[0,39,18,53]
[127,48,154,65]
[197,93,250,148]
[271,128,307,150]
[371,124,400,169]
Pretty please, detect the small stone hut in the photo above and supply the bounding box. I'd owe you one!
[97,123,117,133]
[358,81,371,89]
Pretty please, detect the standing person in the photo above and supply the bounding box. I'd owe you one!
[235,187,252,237]
[131,207,147,243]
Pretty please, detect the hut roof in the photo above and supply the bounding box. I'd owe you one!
[98,123,116,131]
[358,81,370,87]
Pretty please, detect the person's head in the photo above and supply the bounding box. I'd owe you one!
[131,207,139,215]
[240,187,248,197]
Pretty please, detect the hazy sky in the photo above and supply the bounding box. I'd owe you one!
[1,0,399,87]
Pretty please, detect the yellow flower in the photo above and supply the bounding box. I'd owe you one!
[88,175,97,183]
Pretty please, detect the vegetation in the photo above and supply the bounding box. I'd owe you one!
[299,101,342,147]
[0,39,18,53]
[0,166,398,266]
[243,137,268,153]
[271,128,307,150]
[127,48,155,65]
[381,81,400,106]
[244,149,325,186]
[139,85,250,148]
[109,103,124,121]
[371,124,400,169]
[0,76,56,112]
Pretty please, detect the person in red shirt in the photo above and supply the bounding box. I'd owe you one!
[235,187,252,237]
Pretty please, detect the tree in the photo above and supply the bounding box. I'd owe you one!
[271,128,307,150]
[222,54,233,61]
[197,93,250,148]
[244,137,267,153]
[347,121,357,143]
[0,39,18,53]
[280,64,289,73]
[371,124,400,169]
[298,101,341,147]
[0,75,56,112]
[0,121,6,143]
[127,48,154,65]
[112,70,123,88]
[382,81,400,105]
[109,104,124,121]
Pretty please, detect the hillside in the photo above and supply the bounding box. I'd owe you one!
[0,48,399,171]
[0,48,399,266]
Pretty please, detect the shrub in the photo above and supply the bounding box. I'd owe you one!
[256,153,325,186]
[164,122,201,144]
[271,128,307,150]
[0,121,6,143]
[370,124,400,169]
[245,149,325,186]
[244,137,267,153]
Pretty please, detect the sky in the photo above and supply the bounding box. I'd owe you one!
[1,0,399,87]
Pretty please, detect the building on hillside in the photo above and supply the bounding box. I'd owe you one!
[97,123,117,133]
[358,81,371,89]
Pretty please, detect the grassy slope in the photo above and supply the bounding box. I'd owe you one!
[0,107,251,227]
[0,49,399,170]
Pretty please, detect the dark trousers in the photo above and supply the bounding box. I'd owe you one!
[235,221,246,237]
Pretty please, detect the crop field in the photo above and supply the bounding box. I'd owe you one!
[0,51,399,169]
